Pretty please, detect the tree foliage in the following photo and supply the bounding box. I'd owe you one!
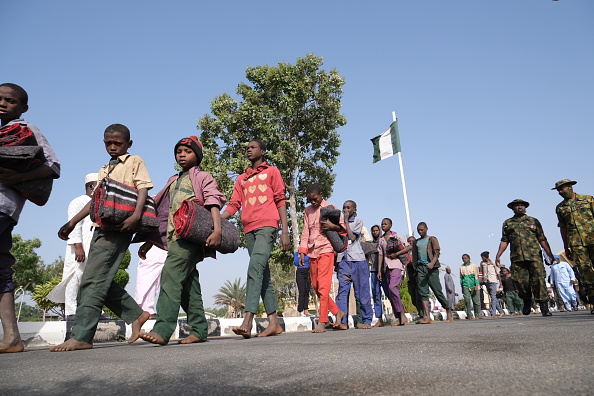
[214,278,246,318]
[197,53,346,249]
[198,54,346,308]
[11,234,55,293]
[32,277,65,320]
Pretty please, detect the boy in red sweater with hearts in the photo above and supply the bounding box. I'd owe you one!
[222,140,290,338]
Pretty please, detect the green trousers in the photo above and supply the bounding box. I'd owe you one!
[416,265,450,308]
[244,226,278,314]
[511,260,548,303]
[505,290,524,314]
[152,239,206,343]
[72,230,143,343]
[572,244,594,298]
[462,287,480,318]
[406,266,424,317]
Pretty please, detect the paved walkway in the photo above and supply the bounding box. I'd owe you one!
[2,311,593,395]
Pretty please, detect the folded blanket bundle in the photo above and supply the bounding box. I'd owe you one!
[173,198,239,254]
[0,123,53,206]
[90,177,159,233]
[319,206,348,253]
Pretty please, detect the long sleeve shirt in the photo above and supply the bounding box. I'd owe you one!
[460,262,480,288]
[224,162,286,234]
[299,200,345,259]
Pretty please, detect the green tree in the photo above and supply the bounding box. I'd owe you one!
[11,234,45,293]
[214,278,246,318]
[198,54,346,305]
[398,276,417,313]
[32,277,65,321]
[15,302,43,321]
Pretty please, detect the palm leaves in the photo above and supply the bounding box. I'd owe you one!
[214,278,246,318]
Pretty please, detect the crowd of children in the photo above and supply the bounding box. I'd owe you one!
[1,82,589,354]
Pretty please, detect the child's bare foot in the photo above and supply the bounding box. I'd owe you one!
[50,338,93,352]
[179,335,205,344]
[418,316,433,324]
[372,318,385,327]
[232,326,252,339]
[355,323,371,329]
[312,322,327,333]
[139,331,167,345]
[446,309,454,323]
[128,311,151,343]
[0,339,24,353]
[333,310,346,328]
[257,325,283,337]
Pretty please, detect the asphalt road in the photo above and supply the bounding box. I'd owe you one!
[2,311,593,396]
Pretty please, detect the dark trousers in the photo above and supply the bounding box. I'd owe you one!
[296,266,310,312]
[0,212,16,294]
[71,229,143,343]
[417,265,450,308]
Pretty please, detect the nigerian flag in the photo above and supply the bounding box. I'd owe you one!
[371,121,401,163]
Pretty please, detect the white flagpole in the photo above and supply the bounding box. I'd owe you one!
[393,111,413,237]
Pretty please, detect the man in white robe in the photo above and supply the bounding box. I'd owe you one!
[48,173,97,317]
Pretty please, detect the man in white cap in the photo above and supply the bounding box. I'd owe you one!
[48,173,97,318]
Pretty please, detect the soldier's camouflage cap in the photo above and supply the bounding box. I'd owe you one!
[552,179,577,190]
[507,199,530,209]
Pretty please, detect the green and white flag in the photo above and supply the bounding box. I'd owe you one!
[371,121,401,163]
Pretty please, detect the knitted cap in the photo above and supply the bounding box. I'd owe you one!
[175,136,203,164]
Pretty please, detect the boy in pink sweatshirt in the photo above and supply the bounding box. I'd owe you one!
[222,140,290,338]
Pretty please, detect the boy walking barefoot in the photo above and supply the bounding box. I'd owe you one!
[52,124,151,351]
[377,218,410,326]
[411,222,454,324]
[460,254,481,319]
[299,184,346,333]
[0,83,60,353]
[138,136,225,345]
[222,140,290,338]
[335,201,374,330]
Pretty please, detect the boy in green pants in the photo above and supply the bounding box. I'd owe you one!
[139,136,225,345]
[460,254,481,319]
[52,124,151,352]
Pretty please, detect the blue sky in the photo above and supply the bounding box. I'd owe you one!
[4,1,593,307]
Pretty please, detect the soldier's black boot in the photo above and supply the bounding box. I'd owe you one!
[540,302,553,317]
[522,299,532,315]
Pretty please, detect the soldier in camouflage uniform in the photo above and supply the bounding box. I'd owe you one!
[553,179,594,313]
[495,199,556,316]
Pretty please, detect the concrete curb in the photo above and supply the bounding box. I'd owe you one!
[5,309,533,347]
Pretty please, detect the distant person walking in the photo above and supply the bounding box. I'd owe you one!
[460,254,481,319]
[549,255,579,311]
[443,266,457,310]
[500,267,523,315]
[481,251,504,317]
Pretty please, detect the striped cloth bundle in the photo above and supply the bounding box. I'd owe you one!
[0,123,53,206]
[90,177,159,233]
[174,198,239,254]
